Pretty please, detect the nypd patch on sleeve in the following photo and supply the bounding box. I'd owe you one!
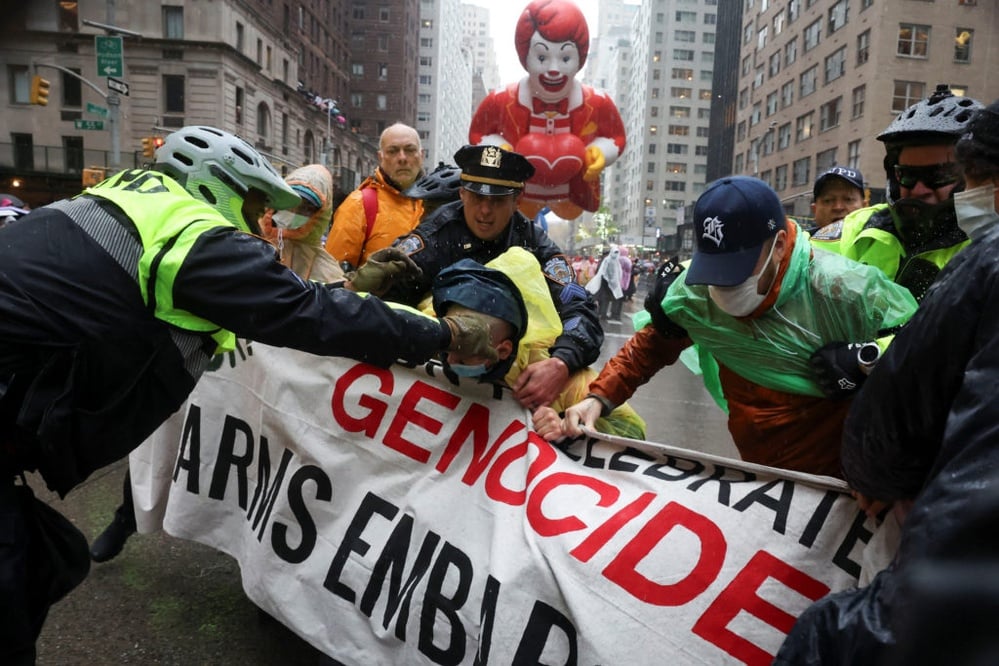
[542,255,573,285]
[395,234,425,256]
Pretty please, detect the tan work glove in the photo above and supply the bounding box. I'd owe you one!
[346,247,422,296]
[441,314,498,363]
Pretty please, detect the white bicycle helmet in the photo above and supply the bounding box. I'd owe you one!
[154,126,300,232]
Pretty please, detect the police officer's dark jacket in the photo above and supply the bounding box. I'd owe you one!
[390,200,603,372]
[0,169,449,496]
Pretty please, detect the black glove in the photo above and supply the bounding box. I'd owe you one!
[809,342,878,398]
[346,247,422,296]
[441,314,498,363]
[644,256,688,339]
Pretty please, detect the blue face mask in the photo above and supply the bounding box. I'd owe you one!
[448,363,489,378]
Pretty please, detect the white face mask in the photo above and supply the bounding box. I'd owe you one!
[953,183,997,240]
[272,210,312,230]
[707,240,777,317]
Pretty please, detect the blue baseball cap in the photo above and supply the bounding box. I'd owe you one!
[685,176,786,287]
[813,166,864,197]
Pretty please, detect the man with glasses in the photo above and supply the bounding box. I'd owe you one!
[823,85,983,301]
[389,144,603,413]
[807,87,983,399]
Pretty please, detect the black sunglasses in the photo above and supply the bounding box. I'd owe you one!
[894,163,961,190]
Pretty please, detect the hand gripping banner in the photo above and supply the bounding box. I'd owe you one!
[129,341,892,665]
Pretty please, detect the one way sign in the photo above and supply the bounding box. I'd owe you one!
[107,76,129,96]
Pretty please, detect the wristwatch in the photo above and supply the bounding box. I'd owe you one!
[856,342,881,375]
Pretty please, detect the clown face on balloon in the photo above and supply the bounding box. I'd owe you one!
[469,0,627,220]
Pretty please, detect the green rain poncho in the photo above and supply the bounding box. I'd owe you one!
[633,225,918,403]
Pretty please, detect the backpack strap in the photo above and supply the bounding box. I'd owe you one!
[361,186,378,240]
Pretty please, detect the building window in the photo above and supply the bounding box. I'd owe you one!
[816,148,837,173]
[781,81,794,108]
[672,68,693,80]
[819,97,842,131]
[955,29,973,63]
[12,133,34,170]
[648,143,657,155]
[351,63,364,76]
[788,0,800,22]
[235,86,244,125]
[769,52,781,77]
[851,85,866,119]
[784,38,798,67]
[379,7,390,21]
[799,65,817,98]
[792,157,811,186]
[892,80,925,112]
[766,91,778,116]
[774,165,788,191]
[350,93,363,108]
[670,106,691,118]
[671,87,692,99]
[163,74,185,114]
[62,68,82,107]
[757,26,768,51]
[827,0,848,35]
[795,112,814,142]
[163,5,184,39]
[676,30,696,43]
[675,10,696,22]
[700,89,712,101]
[378,63,389,80]
[666,162,687,174]
[236,22,244,52]
[377,94,387,110]
[674,49,694,61]
[668,125,689,136]
[857,29,870,66]
[898,24,930,58]
[848,140,861,168]
[751,102,761,126]
[379,35,390,51]
[778,123,791,150]
[63,136,84,173]
[667,144,688,155]
[773,9,785,35]
[257,102,271,142]
[804,18,822,52]
[824,47,846,84]
[737,120,746,142]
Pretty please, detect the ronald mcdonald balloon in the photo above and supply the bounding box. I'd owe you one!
[468,0,627,220]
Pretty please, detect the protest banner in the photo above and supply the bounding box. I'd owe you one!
[130,341,888,665]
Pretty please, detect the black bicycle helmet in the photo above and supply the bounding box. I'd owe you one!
[878,85,983,146]
[403,162,462,202]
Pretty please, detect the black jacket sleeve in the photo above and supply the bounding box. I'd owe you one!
[528,227,604,372]
[172,228,448,367]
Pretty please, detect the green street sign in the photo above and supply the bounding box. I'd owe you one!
[86,102,108,117]
[74,119,105,131]
[95,35,124,77]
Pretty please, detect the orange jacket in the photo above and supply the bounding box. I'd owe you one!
[325,168,423,269]
[589,326,847,477]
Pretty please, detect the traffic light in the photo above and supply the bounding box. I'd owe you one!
[141,136,165,159]
[29,75,50,106]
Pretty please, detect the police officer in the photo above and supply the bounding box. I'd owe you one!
[820,85,984,301]
[391,144,603,411]
[0,125,493,662]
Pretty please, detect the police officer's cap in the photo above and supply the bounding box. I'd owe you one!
[454,144,535,197]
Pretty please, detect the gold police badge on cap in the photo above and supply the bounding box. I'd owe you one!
[481,146,502,169]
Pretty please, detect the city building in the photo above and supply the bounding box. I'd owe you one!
[732,0,999,220]
[416,0,474,166]
[1,0,380,207]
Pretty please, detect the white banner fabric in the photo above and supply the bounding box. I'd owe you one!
[129,341,888,666]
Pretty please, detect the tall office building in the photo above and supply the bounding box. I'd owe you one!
[733,0,999,218]
[417,0,474,166]
[462,4,502,109]
[617,0,718,252]
[346,0,421,140]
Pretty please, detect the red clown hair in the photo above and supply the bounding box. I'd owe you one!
[514,0,590,70]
